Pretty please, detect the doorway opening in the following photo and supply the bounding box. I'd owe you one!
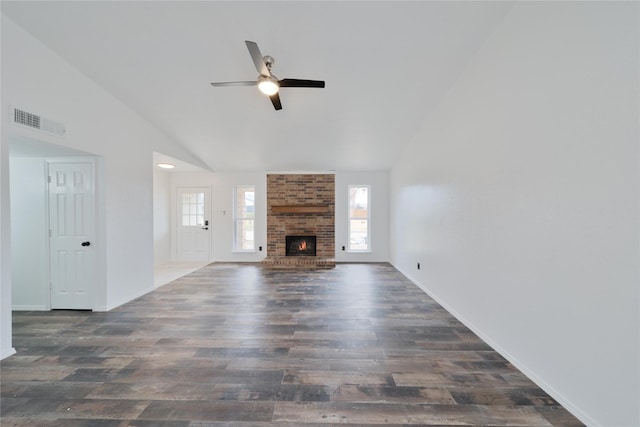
[152,153,211,287]
[9,136,102,312]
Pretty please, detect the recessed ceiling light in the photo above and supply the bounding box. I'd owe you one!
[157,163,175,169]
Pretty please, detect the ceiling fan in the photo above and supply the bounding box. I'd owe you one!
[210,41,325,111]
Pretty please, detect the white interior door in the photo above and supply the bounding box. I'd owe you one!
[176,187,211,261]
[48,162,95,309]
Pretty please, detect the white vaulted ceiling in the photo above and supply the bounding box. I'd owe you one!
[1,1,513,171]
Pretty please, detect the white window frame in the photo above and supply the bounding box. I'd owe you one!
[348,185,371,252]
[233,185,256,252]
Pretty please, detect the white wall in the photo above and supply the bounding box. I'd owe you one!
[169,170,390,263]
[390,3,639,427]
[1,13,206,336]
[9,157,49,310]
[1,119,15,359]
[335,171,389,262]
[170,171,268,262]
[153,169,172,265]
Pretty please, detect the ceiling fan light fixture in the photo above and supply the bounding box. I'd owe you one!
[257,75,279,96]
[210,41,325,110]
[157,163,175,169]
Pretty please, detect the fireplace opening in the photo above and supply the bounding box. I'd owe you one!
[286,236,317,256]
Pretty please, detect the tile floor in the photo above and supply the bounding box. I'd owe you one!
[1,263,584,426]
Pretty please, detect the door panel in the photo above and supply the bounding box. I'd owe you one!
[176,187,211,261]
[49,162,95,309]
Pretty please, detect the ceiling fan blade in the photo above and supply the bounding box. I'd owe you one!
[278,79,325,88]
[245,40,270,76]
[269,93,282,111]
[210,81,256,87]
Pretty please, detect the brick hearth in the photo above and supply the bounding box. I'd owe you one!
[262,173,335,269]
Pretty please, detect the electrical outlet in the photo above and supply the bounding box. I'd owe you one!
[417,262,420,270]
[342,246,346,251]
[259,246,263,251]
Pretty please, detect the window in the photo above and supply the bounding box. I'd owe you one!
[181,191,205,226]
[348,185,370,251]
[234,185,255,251]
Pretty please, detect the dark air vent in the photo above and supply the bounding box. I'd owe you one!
[12,107,65,136]
[13,108,41,129]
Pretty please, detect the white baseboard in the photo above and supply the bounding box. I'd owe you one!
[393,264,597,427]
[12,305,47,311]
[1,347,16,360]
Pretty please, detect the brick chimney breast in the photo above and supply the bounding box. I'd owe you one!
[263,174,335,269]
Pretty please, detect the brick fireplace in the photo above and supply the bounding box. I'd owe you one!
[262,173,335,268]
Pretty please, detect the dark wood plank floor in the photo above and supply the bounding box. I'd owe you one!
[1,263,583,426]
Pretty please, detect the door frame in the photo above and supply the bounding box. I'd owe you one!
[45,158,98,310]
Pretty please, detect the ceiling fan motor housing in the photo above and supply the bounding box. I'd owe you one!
[263,55,275,72]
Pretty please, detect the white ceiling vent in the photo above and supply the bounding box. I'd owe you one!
[12,107,66,137]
